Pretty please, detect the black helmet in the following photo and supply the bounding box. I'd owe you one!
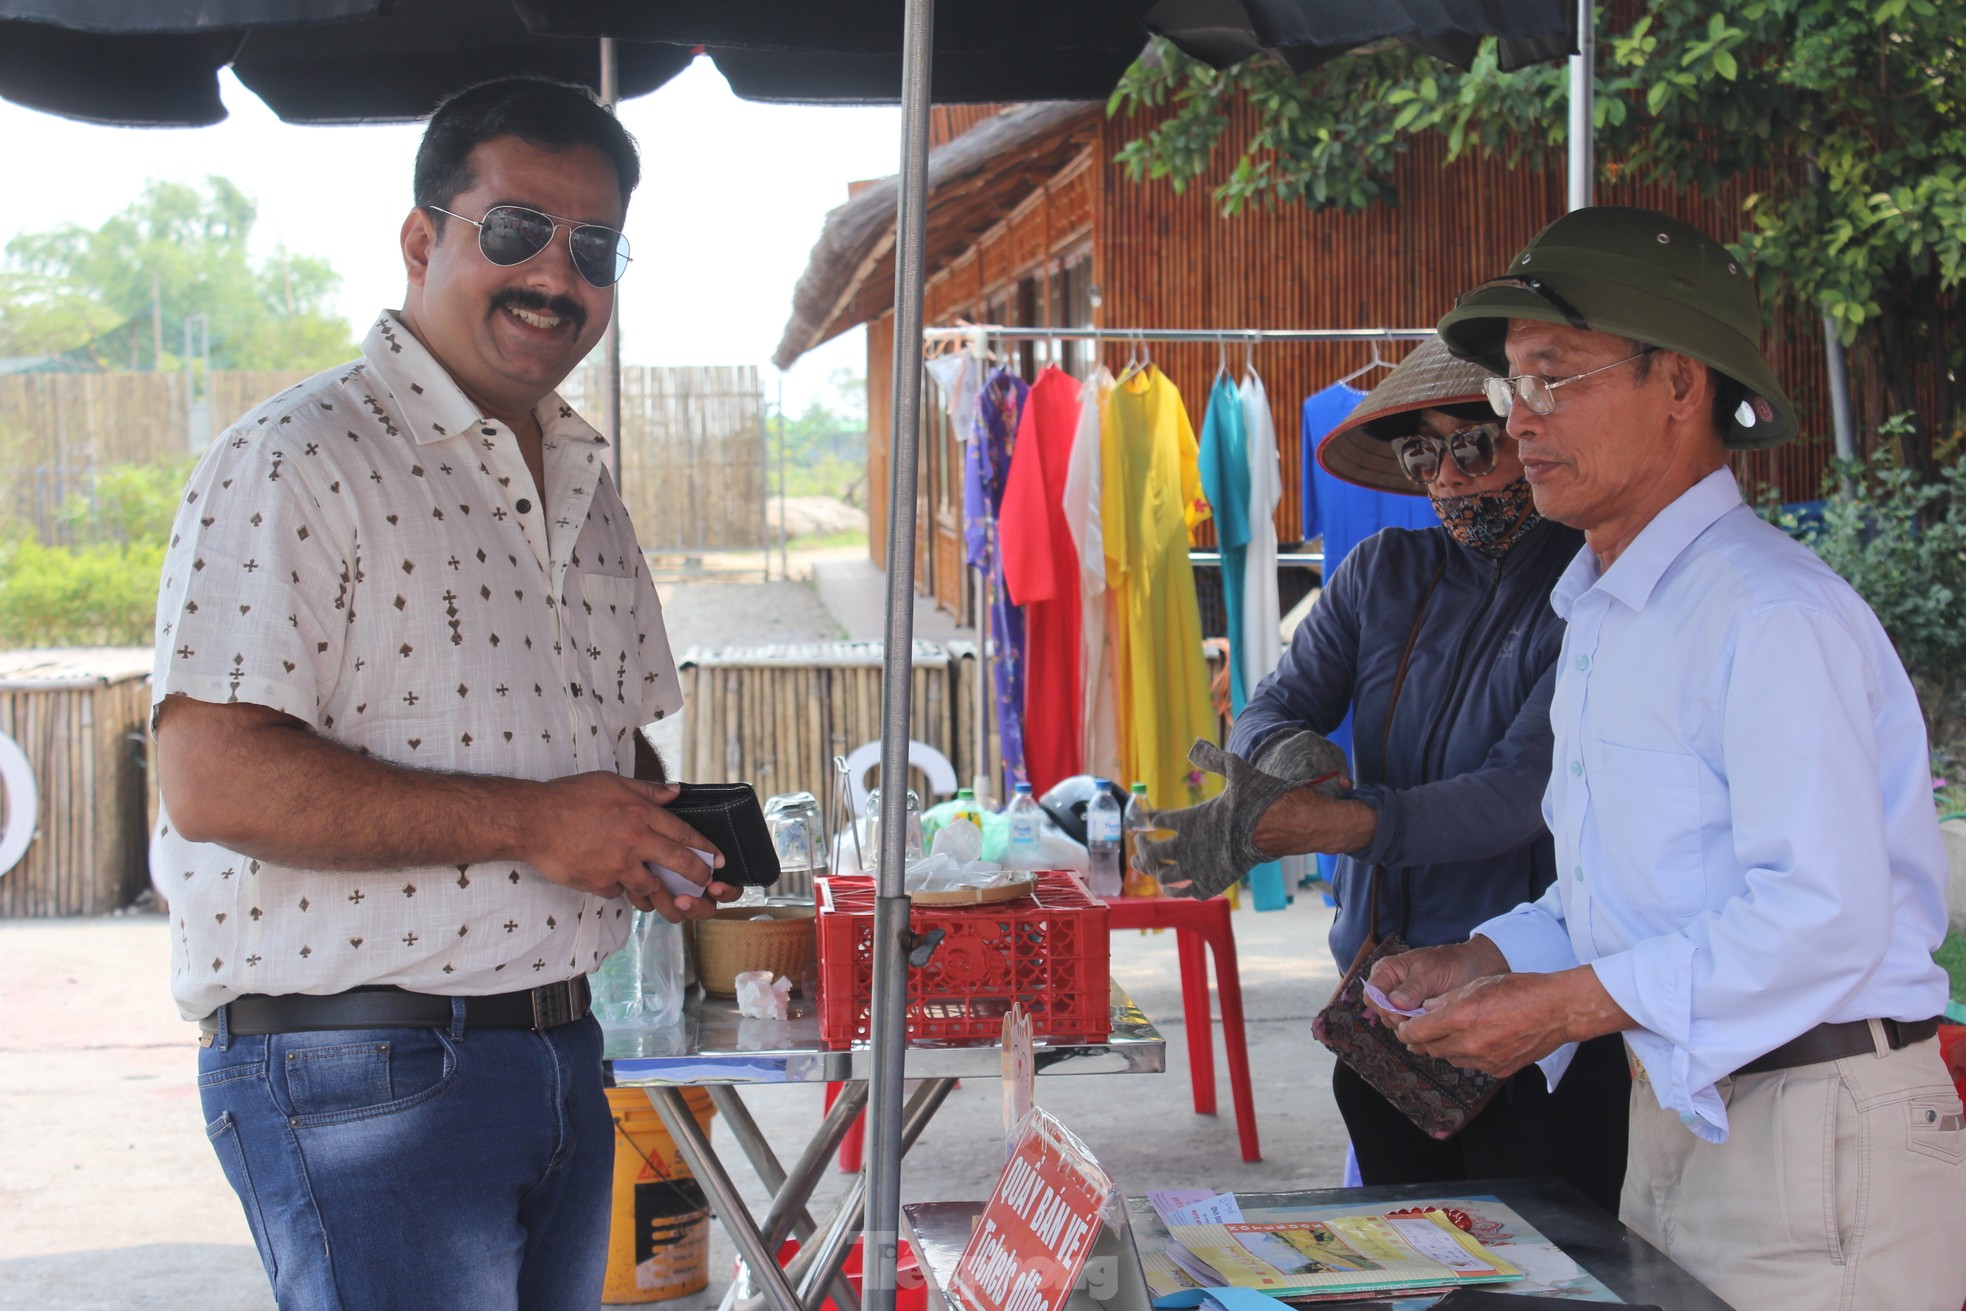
[1038,776,1129,847]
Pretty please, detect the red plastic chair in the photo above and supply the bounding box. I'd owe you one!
[1103,893,1261,1162]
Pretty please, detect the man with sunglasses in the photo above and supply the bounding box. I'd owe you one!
[1369,207,1962,1310]
[149,78,737,1310]
[1189,338,1627,1210]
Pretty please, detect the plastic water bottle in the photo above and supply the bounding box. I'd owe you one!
[1085,779,1123,897]
[1003,782,1043,870]
[1122,782,1160,898]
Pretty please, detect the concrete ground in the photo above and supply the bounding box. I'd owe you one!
[0,892,1346,1311]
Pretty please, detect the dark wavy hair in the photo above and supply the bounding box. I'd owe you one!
[414,77,640,229]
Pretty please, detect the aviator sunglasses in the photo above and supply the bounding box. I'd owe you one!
[426,204,632,288]
[1391,422,1504,486]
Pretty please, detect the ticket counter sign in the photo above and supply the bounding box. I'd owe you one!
[950,1108,1114,1311]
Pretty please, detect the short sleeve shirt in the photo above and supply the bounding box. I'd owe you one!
[152,311,681,1019]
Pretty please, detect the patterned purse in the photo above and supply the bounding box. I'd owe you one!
[1308,554,1498,1140]
[1313,924,1501,1140]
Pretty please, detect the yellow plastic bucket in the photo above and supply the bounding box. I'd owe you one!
[603,1086,717,1304]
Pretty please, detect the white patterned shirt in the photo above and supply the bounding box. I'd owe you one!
[153,311,680,1019]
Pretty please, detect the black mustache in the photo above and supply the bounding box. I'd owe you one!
[490,288,586,333]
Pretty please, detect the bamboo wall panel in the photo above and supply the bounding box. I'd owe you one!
[676,641,972,814]
[561,364,769,550]
[208,370,318,433]
[1095,97,1839,543]
[930,105,1010,151]
[0,651,153,918]
[866,315,895,573]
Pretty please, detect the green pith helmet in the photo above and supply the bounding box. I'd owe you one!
[1436,206,1797,449]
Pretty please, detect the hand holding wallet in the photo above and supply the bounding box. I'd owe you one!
[656,782,781,889]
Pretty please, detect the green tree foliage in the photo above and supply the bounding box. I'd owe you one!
[1108,2,1966,474]
[0,460,189,648]
[773,368,869,504]
[1765,421,1966,748]
[0,177,355,370]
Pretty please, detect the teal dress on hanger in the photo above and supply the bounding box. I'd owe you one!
[1198,374,1286,910]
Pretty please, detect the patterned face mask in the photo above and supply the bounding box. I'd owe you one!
[1431,478,1540,559]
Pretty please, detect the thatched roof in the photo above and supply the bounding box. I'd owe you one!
[772,101,1099,370]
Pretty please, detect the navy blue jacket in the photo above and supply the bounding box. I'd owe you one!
[1229,515,1584,970]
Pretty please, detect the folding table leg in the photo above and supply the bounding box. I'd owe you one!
[1176,925,1217,1115]
[647,1086,807,1311]
[789,1077,956,1307]
[705,1085,868,1311]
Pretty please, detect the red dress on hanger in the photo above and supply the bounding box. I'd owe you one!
[999,364,1085,793]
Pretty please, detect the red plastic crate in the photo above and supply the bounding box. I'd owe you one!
[815,870,1112,1047]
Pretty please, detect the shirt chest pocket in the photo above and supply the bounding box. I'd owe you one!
[576,573,647,719]
[1589,742,1706,920]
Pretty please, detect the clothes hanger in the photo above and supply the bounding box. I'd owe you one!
[1334,339,1392,387]
[1214,331,1230,387]
[1241,330,1257,381]
[1117,330,1152,386]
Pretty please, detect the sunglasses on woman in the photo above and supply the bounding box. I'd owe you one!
[1391,422,1503,486]
[426,204,632,289]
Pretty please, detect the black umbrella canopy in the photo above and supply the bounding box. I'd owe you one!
[0,0,1573,125]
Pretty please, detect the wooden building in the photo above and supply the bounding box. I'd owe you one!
[773,100,1838,620]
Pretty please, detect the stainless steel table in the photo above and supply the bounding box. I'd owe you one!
[604,983,1165,1311]
[903,1178,1732,1310]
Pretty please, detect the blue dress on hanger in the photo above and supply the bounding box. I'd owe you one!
[967,368,1030,792]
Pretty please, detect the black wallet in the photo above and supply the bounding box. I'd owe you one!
[666,782,781,888]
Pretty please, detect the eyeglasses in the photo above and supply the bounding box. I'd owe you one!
[1484,349,1653,418]
[1392,422,1504,486]
[426,204,631,288]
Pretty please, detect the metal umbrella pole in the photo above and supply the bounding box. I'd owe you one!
[599,36,625,489]
[864,0,935,1308]
[1566,0,1594,211]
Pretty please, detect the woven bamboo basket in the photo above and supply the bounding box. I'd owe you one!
[695,904,818,996]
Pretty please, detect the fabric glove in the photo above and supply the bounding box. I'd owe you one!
[1132,731,1350,900]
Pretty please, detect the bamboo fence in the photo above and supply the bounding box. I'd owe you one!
[0,649,154,917]
[562,364,769,551]
[678,641,972,811]
[0,368,311,542]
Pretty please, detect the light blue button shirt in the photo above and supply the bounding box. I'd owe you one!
[1476,468,1951,1142]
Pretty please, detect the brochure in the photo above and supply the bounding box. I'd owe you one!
[1130,1193,1622,1305]
[1163,1212,1519,1299]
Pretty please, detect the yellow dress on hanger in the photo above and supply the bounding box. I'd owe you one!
[1100,364,1223,811]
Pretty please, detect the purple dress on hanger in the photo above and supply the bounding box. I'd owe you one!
[966,367,1029,791]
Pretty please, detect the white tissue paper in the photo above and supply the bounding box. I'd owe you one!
[734,970,792,1020]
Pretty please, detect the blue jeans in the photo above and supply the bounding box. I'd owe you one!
[198,1005,613,1311]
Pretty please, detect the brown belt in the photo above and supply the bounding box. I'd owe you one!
[1733,1015,1940,1078]
[199,977,590,1037]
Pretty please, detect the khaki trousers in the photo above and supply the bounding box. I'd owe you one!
[1620,1035,1966,1311]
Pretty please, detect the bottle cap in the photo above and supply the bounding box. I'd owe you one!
[1130,782,1147,794]
[1014,782,1032,794]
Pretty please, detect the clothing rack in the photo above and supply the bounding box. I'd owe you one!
[928,324,1414,796]
[924,325,1436,344]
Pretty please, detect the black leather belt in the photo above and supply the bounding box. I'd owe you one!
[199,977,590,1038]
[1734,1016,1940,1078]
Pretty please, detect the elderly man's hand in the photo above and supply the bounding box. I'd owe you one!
[1392,965,1634,1079]
[1364,936,1507,1022]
